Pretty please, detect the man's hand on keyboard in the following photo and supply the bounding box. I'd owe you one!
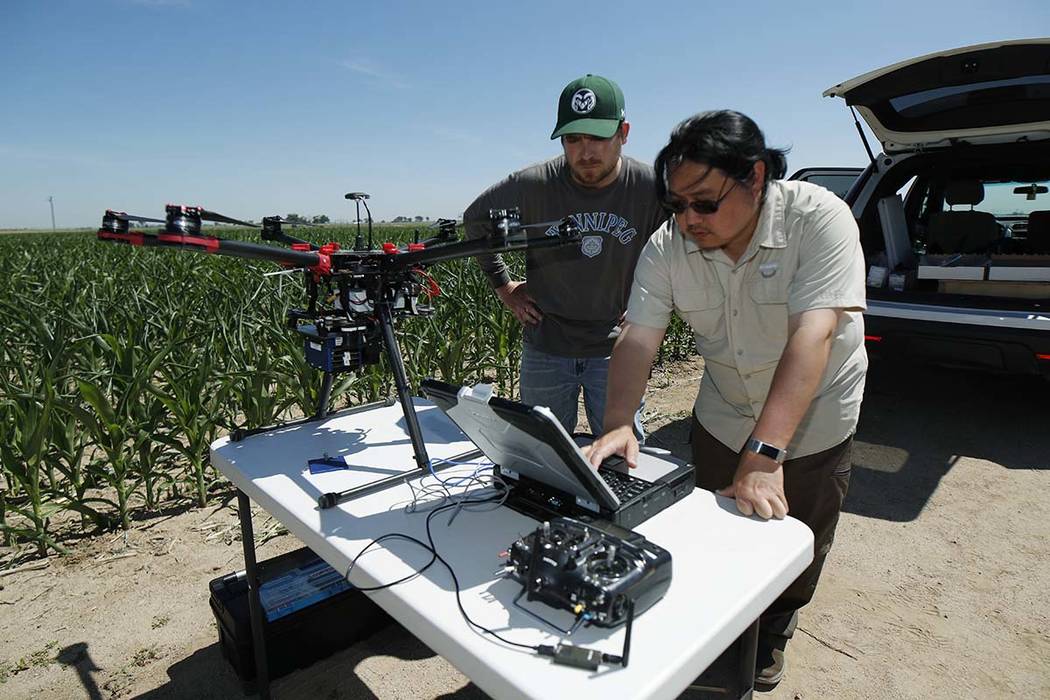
[583,425,639,471]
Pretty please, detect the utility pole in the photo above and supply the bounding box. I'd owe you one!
[48,196,56,232]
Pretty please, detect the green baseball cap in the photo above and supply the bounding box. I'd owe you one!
[550,74,626,140]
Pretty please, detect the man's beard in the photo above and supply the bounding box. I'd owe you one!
[571,159,618,186]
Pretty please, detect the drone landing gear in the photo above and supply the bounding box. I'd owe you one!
[230,301,454,510]
[316,301,444,509]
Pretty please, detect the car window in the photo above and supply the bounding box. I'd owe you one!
[979,180,1050,219]
[789,170,865,198]
[896,176,917,200]
[889,76,1050,119]
[807,173,858,199]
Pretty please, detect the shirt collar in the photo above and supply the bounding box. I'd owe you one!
[753,180,787,251]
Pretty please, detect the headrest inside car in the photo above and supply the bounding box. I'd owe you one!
[945,179,985,207]
[1028,210,1050,236]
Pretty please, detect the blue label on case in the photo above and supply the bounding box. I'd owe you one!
[308,456,348,474]
[259,557,353,621]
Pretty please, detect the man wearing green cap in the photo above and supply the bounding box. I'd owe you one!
[464,75,666,436]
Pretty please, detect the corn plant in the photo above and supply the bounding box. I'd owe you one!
[150,342,229,507]
[44,398,112,529]
[68,330,177,530]
[0,365,67,557]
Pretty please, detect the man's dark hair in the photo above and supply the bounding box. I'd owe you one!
[654,110,789,201]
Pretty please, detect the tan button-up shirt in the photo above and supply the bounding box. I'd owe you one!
[626,180,868,458]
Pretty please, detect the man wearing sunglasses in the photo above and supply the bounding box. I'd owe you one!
[586,110,868,691]
[463,75,666,438]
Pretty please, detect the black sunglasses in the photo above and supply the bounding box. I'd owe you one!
[661,178,739,216]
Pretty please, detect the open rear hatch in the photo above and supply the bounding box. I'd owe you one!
[824,39,1050,153]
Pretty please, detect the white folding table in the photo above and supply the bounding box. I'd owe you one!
[211,398,813,700]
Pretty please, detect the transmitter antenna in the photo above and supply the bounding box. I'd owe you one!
[345,192,372,250]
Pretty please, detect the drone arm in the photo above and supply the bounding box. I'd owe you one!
[97,229,160,248]
[200,237,327,271]
[387,229,574,269]
[98,228,329,273]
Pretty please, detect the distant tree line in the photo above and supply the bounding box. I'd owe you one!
[284,214,330,224]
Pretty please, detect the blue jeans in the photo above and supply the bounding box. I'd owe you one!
[519,343,645,440]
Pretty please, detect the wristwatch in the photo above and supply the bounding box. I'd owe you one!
[746,437,788,464]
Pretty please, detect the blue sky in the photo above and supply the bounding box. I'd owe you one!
[1,1,1047,229]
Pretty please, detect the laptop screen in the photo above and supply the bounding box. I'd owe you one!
[421,379,619,512]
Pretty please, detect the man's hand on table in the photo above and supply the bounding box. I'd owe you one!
[583,425,639,470]
[718,451,789,520]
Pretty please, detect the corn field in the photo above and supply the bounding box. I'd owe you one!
[0,226,697,559]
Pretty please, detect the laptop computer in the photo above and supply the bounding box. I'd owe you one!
[420,379,694,529]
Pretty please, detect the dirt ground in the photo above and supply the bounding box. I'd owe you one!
[1,357,1048,699]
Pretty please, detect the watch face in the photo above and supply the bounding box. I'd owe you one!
[748,438,786,463]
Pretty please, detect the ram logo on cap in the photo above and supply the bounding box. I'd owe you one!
[571,89,597,114]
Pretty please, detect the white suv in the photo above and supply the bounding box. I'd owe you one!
[818,38,1050,377]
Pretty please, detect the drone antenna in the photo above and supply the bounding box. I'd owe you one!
[363,199,373,249]
[354,201,364,250]
[345,192,372,250]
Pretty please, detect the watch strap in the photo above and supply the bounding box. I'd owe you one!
[746,437,788,464]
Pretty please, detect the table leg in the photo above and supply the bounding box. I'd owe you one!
[736,618,759,700]
[237,490,271,700]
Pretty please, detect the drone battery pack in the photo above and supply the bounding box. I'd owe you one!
[208,546,392,690]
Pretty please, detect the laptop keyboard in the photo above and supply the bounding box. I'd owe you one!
[598,460,651,501]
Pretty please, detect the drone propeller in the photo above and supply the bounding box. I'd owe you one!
[261,215,317,248]
[268,216,321,227]
[427,217,462,228]
[416,217,460,245]
[513,218,570,230]
[106,210,167,225]
[100,209,166,234]
[198,208,260,228]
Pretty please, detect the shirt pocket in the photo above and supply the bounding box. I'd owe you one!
[673,284,725,339]
[748,274,789,306]
[747,274,790,348]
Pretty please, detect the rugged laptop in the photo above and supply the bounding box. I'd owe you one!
[420,379,694,529]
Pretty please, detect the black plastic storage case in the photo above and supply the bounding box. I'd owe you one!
[209,545,392,691]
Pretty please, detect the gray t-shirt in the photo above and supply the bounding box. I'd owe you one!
[464,155,666,357]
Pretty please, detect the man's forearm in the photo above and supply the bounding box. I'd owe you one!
[477,253,511,289]
[753,316,837,449]
[464,220,510,288]
[603,323,664,430]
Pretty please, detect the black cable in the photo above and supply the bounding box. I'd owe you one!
[342,489,542,652]
[343,486,633,666]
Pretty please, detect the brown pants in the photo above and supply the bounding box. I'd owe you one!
[690,417,852,641]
